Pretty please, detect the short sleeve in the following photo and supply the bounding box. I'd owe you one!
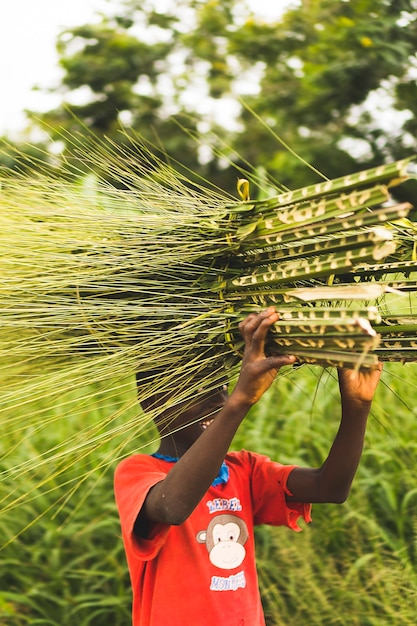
[240,451,312,532]
[114,456,171,560]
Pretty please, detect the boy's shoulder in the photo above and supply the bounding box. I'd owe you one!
[226,449,271,466]
[114,449,275,481]
[114,452,171,481]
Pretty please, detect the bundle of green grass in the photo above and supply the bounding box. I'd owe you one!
[2,140,416,377]
[1,136,417,513]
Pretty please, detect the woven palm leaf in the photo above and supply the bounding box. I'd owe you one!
[0,144,416,410]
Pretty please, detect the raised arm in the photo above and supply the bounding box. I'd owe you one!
[138,308,296,528]
[286,363,382,504]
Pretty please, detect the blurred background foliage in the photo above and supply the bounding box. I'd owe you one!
[2,0,417,193]
[2,0,417,624]
[1,366,417,625]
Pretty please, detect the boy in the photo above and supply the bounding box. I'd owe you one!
[114,307,382,625]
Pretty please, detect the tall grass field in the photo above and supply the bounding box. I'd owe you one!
[1,363,416,626]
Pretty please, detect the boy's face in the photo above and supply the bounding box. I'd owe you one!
[155,384,229,447]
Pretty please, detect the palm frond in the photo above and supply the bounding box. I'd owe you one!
[0,141,416,426]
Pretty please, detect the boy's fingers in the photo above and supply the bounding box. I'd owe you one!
[267,355,297,369]
[248,355,297,378]
[239,308,278,338]
[249,314,279,355]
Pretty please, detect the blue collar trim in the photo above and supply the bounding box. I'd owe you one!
[151,452,229,487]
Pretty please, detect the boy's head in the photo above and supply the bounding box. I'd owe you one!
[135,369,229,438]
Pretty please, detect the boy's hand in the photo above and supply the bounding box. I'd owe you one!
[232,308,296,406]
[338,362,383,406]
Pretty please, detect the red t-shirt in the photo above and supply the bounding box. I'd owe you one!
[114,450,312,626]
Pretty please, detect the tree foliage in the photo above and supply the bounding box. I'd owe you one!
[15,0,417,191]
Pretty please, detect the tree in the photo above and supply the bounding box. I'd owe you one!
[29,5,206,182]
[27,0,417,192]
[227,0,417,187]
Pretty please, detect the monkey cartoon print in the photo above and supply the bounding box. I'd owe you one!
[197,514,249,570]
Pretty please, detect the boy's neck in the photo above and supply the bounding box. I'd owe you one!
[157,436,189,458]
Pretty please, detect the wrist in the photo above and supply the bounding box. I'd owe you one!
[226,389,254,414]
[341,397,372,417]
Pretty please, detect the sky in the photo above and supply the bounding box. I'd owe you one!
[0,0,290,137]
[0,0,111,135]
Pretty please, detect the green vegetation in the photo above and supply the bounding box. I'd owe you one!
[1,131,416,625]
[1,364,417,625]
[4,0,417,192]
[2,2,417,623]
